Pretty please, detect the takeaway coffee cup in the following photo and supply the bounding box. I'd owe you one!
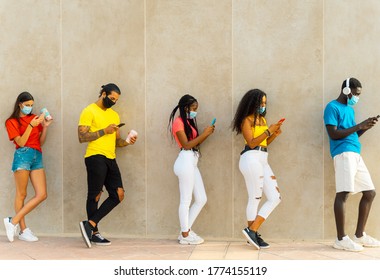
[126,129,138,143]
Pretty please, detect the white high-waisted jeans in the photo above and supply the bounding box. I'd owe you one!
[174,150,207,232]
[239,150,281,221]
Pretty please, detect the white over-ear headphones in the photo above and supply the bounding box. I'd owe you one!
[342,78,351,95]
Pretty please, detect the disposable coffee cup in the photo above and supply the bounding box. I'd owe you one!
[126,129,138,143]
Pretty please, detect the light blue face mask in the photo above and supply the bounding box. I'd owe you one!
[347,95,359,106]
[188,111,197,119]
[21,105,33,115]
[259,106,266,114]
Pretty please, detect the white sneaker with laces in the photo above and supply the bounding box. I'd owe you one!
[353,232,380,247]
[178,233,204,245]
[177,230,204,244]
[333,235,363,252]
[189,231,204,243]
[19,228,39,242]
[3,217,18,242]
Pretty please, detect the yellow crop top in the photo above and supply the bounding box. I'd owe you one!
[245,117,268,147]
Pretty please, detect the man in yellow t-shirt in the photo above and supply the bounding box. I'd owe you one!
[78,83,137,248]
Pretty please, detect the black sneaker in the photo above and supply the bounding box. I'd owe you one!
[91,233,111,246]
[79,221,93,248]
[242,227,260,250]
[256,232,270,249]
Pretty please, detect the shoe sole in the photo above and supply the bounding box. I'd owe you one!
[3,218,14,242]
[178,239,203,245]
[332,243,363,252]
[79,222,92,248]
[246,241,270,249]
[91,242,111,246]
[18,237,38,242]
[352,240,380,247]
[242,230,260,250]
[361,244,380,247]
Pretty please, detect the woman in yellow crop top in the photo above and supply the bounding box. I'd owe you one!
[232,89,283,250]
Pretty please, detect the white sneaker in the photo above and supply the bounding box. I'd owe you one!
[179,233,204,245]
[353,232,380,247]
[189,231,204,243]
[18,228,38,242]
[3,217,18,242]
[333,235,363,252]
[177,230,204,244]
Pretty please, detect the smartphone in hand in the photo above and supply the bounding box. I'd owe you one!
[211,118,216,126]
[117,123,125,128]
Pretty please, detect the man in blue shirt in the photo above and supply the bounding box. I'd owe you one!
[324,77,379,251]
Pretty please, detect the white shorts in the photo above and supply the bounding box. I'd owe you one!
[333,152,375,193]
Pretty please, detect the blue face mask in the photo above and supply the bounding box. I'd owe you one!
[347,95,359,106]
[259,106,266,114]
[188,111,197,119]
[21,105,33,115]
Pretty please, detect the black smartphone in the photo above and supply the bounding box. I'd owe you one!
[117,123,125,128]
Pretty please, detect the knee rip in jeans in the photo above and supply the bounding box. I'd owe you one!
[276,186,282,199]
[117,187,125,202]
[95,190,103,202]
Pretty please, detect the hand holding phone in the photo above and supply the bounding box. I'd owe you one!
[211,118,216,126]
[117,123,125,128]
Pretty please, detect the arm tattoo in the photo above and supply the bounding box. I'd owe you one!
[116,137,128,147]
[78,126,104,143]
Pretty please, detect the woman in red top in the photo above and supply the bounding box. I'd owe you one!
[168,94,215,245]
[4,92,52,242]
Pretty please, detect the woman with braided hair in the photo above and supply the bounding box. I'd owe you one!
[168,94,215,245]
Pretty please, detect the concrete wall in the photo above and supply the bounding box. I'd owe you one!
[0,0,379,240]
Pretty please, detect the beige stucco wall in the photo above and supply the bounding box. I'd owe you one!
[0,0,379,241]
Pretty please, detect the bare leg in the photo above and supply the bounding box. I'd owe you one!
[12,169,47,227]
[355,190,376,238]
[13,170,30,230]
[249,215,265,232]
[334,192,349,240]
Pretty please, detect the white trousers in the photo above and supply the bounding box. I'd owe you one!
[174,150,207,232]
[239,150,281,221]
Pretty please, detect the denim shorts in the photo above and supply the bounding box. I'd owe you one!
[12,147,44,172]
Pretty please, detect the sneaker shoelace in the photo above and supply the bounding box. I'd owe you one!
[94,233,105,240]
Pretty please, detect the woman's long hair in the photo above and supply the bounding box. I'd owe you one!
[232,89,267,134]
[6,91,34,125]
[168,94,199,143]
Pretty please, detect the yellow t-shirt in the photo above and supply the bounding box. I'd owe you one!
[78,103,120,159]
[245,117,268,147]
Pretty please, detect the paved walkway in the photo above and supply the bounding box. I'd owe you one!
[1,235,380,260]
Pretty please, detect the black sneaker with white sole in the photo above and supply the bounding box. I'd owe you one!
[91,233,111,246]
[256,232,270,249]
[79,221,93,248]
[242,227,260,250]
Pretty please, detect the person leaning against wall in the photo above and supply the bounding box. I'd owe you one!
[78,83,137,248]
[232,89,283,250]
[324,77,380,252]
[3,92,52,242]
[168,94,215,245]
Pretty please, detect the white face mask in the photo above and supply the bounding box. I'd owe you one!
[188,111,197,119]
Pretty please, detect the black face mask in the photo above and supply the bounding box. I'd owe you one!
[102,96,115,108]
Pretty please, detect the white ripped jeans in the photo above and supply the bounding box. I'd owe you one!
[174,150,207,232]
[239,150,281,221]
